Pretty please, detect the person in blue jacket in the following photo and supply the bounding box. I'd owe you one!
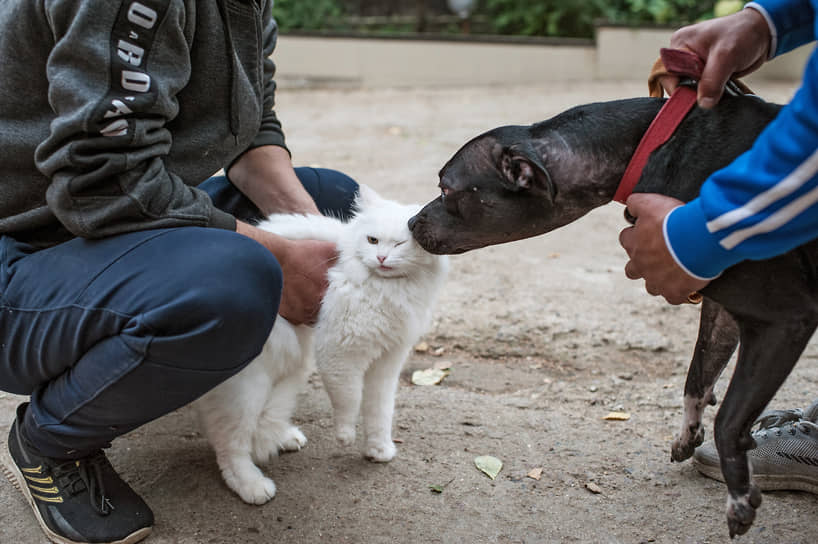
[619,1,818,494]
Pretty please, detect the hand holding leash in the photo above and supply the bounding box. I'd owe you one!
[661,8,771,107]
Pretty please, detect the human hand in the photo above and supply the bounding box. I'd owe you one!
[659,8,771,107]
[619,193,710,305]
[275,238,338,325]
[236,221,337,324]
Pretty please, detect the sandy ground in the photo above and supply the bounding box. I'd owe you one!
[2,80,818,544]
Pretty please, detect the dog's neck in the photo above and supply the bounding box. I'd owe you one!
[527,97,663,227]
[531,95,781,226]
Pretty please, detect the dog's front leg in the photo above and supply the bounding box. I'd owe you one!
[714,315,817,538]
[671,299,739,462]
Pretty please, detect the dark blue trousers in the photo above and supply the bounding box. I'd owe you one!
[0,168,358,459]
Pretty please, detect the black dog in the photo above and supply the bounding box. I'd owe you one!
[409,94,818,537]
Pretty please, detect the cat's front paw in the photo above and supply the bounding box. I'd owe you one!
[222,471,277,505]
[335,424,356,446]
[279,426,308,452]
[365,440,397,463]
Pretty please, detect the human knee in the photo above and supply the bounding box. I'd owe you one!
[145,230,282,369]
[198,236,282,355]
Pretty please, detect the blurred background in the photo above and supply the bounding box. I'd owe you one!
[272,0,743,38]
[269,1,806,89]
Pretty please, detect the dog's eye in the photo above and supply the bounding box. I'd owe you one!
[367,236,378,244]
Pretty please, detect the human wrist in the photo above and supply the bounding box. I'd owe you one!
[744,2,777,59]
[236,220,291,259]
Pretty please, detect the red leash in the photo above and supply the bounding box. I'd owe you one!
[612,49,703,204]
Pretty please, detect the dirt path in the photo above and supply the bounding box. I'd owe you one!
[2,81,817,544]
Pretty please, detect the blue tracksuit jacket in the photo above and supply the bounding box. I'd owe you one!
[665,0,818,279]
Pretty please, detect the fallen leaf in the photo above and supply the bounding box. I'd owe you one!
[474,455,503,480]
[603,411,631,421]
[429,477,455,494]
[527,467,543,481]
[432,347,445,356]
[411,368,449,386]
[586,482,603,494]
[413,341,430,353]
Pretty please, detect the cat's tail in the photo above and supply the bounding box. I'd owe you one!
[256,213,345,244]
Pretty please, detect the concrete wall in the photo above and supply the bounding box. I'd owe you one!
[275,28,810,88]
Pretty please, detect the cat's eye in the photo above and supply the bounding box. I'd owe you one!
[367,236,378,244]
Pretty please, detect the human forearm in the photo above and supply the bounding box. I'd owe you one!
[227,146,320,216]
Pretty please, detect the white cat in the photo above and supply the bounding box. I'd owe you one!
[194,186,448,504]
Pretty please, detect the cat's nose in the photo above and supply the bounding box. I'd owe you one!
[377,255,386,264]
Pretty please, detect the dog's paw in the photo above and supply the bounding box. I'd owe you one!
[726,484,762,538]
[279,426,307,452]
[671,424,705,463]
[364,440,396,463]
[336,424,356,446]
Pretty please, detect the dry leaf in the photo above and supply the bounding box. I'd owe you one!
[586,482,603,494]
[432,347,445,356]
[474,455,503,480]
[414,341,429,353]
[603,411,631,421]
[527,467,543,481]
[411,368,449,386]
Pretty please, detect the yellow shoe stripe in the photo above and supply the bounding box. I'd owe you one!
[24,474,54,485]
[21,465,43,474]
[31,492,64,504]
[28,484,59,494]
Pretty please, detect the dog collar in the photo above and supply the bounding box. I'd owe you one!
[613,48,723,204]
[612,85,697,204]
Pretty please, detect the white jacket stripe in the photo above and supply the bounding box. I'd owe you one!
[707,147,818,234]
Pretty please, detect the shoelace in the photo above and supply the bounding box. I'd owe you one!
[754,408,818,437]
[53,452,112,516]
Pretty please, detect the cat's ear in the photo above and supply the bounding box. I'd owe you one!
[354,184,383,210]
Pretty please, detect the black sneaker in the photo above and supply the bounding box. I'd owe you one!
[1,403,153,544]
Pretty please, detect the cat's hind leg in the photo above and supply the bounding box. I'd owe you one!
[195,365,278,505]
[361,346,409,462]
[253,322,314,460]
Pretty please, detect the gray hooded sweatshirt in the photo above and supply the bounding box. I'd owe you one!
[0,0,286,248]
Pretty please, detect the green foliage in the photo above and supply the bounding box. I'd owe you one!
[477,0,717,38]
[272,0,345,32]
[271,0,719,38]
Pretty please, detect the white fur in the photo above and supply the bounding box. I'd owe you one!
[194,186,448,503]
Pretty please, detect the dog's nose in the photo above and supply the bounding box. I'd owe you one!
[407,215,417,231]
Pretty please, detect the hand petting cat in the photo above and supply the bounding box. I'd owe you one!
[236,221,338,325]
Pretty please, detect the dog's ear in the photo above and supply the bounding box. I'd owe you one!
[494,143,555,198]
